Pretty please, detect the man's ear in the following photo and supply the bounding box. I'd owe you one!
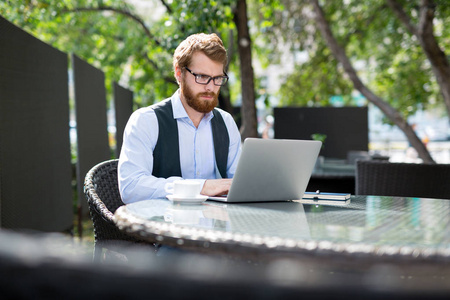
[175,66,182,83]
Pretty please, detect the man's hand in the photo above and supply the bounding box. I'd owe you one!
[201,179,233,196]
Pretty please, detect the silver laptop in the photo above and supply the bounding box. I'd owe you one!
[208,138,321,203]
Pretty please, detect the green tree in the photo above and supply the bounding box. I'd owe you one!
[254,0,449,163]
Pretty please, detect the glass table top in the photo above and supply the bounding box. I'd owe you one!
[117,196,450,250]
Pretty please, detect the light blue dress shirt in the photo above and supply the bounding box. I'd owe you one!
[118,90,242,203]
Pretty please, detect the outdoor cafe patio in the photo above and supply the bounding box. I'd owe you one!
[1,11,450,299]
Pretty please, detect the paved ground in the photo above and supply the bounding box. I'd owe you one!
[369,141,450,164]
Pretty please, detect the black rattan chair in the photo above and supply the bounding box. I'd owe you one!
[356,160,450,199]
[84,159,151,261]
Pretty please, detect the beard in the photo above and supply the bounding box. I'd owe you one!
[181,79,219,113]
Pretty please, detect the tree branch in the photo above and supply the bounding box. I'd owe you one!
[310,0,434,163]
[159,0,173,14]
[60,6,162,46]
[418,0,435,37]
[387,0,450,117]
[385,0,418,36]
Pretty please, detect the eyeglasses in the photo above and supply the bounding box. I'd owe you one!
[184,67,229,86]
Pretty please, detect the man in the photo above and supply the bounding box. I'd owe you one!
[118,33,241,204]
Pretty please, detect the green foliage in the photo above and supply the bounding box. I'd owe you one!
[0,0,239,107]
[278,42,354,106]
[1,0,448,122]
[250,0,448,122]
[311,133,327,148]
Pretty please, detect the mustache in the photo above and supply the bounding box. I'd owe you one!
[198,92,217,97]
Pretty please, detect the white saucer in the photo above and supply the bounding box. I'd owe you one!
[166,194,208,204]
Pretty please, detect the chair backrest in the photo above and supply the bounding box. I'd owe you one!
[84,159,141,244]
[356,160,450,199]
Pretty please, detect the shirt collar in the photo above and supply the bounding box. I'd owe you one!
[171,89,214,122]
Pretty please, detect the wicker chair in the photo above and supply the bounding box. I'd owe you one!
[356,160,450,199]
[84,159,151,261]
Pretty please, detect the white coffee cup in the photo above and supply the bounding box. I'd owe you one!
[165,180,203,198]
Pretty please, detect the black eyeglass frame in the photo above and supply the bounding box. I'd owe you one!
[184,67,229,86]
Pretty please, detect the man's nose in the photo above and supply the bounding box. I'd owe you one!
[204,80,215,91]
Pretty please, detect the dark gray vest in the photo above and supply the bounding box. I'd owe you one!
[152,99,229,179]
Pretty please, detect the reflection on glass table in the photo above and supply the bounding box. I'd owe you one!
[123,200,311,239]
